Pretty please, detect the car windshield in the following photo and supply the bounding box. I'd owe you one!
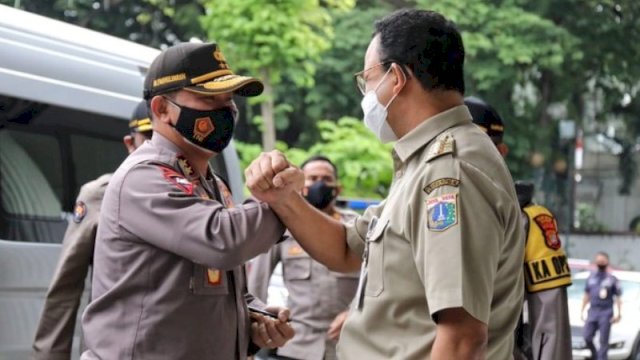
[567,276,640,303]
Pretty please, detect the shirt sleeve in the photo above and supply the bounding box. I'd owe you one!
[33,177,106,358]
[410,159,512,324]
[118,163,286,270]
[613,277,622,296]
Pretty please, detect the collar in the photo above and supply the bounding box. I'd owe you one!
[151,132,183,157]
[394,105,472,163]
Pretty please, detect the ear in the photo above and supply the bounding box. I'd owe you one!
[122,135,136,154]
[335,184,343,197]
[150,95,172,125]
[391,63,407,93]
[497,143,510,157]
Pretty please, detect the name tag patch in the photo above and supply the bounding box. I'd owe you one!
[427,193,458,231]
[423,178,460,195]
[525,254,572,292]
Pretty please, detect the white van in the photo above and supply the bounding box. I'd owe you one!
[0,5,244,358]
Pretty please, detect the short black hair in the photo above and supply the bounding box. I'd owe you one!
[300,155,338,179]
[373,9,465,94]
[596,251,610,260]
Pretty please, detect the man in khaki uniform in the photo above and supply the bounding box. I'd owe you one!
[248,156,359,360]
[81,42,295,360]
[244,9,524,359]
[465,96,572,360]
[32,101,152,360]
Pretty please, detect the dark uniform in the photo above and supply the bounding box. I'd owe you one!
[466,97,572,360]
[248,210,359,360]
[584,270,621,360]
[32,102,151,360]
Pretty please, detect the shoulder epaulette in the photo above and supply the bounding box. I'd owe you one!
[426,133,455,162]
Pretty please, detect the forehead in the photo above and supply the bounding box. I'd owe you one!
[364,35,382,68]
[595,254,608,261]
[302,160,336,177]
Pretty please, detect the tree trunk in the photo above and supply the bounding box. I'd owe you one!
[260,68,276,151]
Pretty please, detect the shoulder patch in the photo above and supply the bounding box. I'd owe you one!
[426,134,455,162]
[160,166,194,195]
[427,193,458,231]
[73,201,87,223]
[533,214,561,250]
[423,178,460,195]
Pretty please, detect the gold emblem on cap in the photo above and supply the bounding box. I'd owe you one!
[213,48,229,70]
[193,117,215,142]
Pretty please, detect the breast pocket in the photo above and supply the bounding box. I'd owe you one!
[191,264,229,296]
[283,257,312,281]
[365,218,388,297]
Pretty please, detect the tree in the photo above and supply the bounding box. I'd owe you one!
[201,0,355,151]
[2,0,207,47]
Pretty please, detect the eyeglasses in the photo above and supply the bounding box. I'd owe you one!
[354,62,391,95]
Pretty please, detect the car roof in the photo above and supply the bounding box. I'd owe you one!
[573,270,640,281]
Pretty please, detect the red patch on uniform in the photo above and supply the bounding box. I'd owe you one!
[207,269,221,285]
[160,167,194,195]
[533,214,561,250]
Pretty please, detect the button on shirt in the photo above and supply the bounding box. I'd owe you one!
[339,106,525,360]
[81,134,285,360]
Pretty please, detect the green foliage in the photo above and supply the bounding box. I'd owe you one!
[235,117,393,199]
[575,202,608,233]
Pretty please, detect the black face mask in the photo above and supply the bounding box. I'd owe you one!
[166,98,235,153]
[597,264,608,272]
[304,181,336,210]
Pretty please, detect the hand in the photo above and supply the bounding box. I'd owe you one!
[327,310,349,341]
[250,306,295,349]
[611,314,621,323]
[245,151,304,205]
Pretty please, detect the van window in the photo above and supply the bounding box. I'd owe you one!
[0,130,62,217]
[70,134,127,191]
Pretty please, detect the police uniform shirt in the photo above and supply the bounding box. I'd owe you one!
[586,271,621,311]
[248,209,359,360]
[33,174,111,360]
[81,133,285,360]
[339,105,525,360]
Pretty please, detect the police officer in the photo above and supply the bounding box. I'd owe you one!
[248,156,359,360]
[465,96,573,360]
[245,9,524,359]
[32,100,152,360]
[582,251,622,360]
[80,42,295,360]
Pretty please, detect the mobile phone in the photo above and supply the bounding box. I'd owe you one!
[247,305,279,319]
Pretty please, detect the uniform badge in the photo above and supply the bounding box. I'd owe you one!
[215,178,235,208]
[427,193,458,231]
[160,167,194,195]
[533,214,561,250]
[73,201,87,223]
[177,156,195,178]
[426,134,455,162]
[193,117,215,142]
[207,269,222,285]
[423,178,460,195]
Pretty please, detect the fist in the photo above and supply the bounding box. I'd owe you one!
[245,151,304,204]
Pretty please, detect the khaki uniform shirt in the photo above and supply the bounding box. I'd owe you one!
[32,174,111,360]
[339,106,525,360]
[247,209,359,360]
[81,134,285,360]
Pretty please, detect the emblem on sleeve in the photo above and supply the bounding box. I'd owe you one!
[533,214,561,250]
[160,167,194,195]
[73,201,87,223]
[423,178,460,195]
[427,193,458,231]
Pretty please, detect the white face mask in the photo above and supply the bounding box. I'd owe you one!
[360,66,402,143]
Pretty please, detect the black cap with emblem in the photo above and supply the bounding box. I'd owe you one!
[129,100,153,134]
[464,96,505,144]
[143,42,264,100]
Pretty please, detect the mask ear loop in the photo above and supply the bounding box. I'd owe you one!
[383,64,407,110]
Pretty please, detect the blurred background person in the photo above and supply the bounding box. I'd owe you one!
[582,251,622,360]
[32,100,152,360]
[248,155,359,360]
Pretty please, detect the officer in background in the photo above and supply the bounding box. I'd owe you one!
[245,9,524,359]
[465,96,572,360]
[248,155,359,360]
[32,100,152,360]
[81,42,294,360]
[582,251,622,360]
